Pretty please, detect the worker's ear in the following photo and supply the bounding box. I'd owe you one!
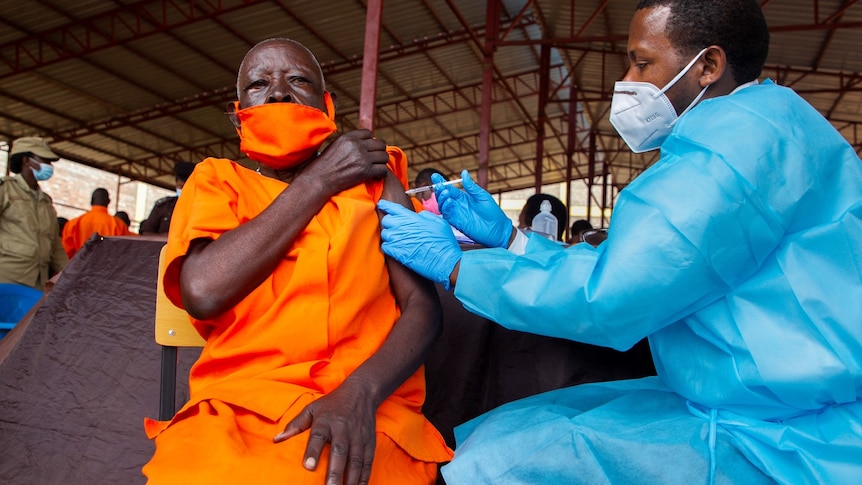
[226,101,240,129]
[699,45,727,88]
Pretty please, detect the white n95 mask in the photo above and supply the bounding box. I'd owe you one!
[610,48,708,153]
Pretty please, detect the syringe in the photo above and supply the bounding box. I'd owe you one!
[405,178,463,196]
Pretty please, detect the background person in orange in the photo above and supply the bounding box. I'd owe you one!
[142,38,452,484]
[61,188,129,259]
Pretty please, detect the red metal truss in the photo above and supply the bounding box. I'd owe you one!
[0,0,264,78]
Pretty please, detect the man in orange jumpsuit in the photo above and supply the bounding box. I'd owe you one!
[143,38,452,484]
[61,187,129,259]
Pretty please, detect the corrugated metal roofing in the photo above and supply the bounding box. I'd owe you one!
[0,0,859,195]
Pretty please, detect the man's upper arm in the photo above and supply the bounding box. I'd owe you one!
[377,170,441,311]
[379,171,412,211]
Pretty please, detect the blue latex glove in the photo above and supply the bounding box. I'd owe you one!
[378,199,462,290]
[433,170,513,248]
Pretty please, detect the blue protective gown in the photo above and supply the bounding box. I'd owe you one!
[442,80,862,485]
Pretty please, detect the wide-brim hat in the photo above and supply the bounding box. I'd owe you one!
[10,136,59,161]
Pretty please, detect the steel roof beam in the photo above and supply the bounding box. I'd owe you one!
[0,0,265,79]
[0,11,221,155]
[31,0,227,142]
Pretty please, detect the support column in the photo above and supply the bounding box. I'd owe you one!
[586,130,596,223]
[601,149,609,228]
[358,0,383,130]
[565,83,577,241]
[534,43,550,192]
[478,0,499,188]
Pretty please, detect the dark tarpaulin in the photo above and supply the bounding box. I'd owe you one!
[424,283,656,449]
[0,236,199,485]
[0,236,654,484]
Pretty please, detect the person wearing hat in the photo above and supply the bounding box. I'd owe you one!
[139,161,196,235]
[0,136,69,290]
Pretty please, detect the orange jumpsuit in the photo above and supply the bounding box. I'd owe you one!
[143,154,452,483]
[61,206,129,258]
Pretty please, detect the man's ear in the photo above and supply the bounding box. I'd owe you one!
[329,91,338,110]
[227,101,240,128]
[699,45,727,87]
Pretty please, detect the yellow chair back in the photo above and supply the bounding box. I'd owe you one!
[155,245,204,347]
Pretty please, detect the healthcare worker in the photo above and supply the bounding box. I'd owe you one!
[377,0,862,483]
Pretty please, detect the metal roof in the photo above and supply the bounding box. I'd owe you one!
[1,0,860,194]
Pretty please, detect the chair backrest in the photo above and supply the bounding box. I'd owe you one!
[155,245,204,347]
[155,244,203,421]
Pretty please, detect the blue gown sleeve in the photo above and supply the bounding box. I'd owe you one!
[455,136,786,351]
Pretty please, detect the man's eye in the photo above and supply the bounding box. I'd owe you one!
[246,80,267,90]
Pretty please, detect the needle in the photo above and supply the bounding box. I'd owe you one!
[405,178,463,195]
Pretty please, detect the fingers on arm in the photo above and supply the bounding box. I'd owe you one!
[341,438,375,485]
[273,406,330,473]
[322,432,374,485]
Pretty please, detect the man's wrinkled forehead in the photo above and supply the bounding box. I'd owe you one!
[237,40,324,85]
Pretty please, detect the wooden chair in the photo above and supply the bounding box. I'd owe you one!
[154,244,204,420]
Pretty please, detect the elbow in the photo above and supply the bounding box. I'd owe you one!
[180,278,229,321]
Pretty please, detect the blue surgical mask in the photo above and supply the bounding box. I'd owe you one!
[32,162,54,181]
[609,48,709,153]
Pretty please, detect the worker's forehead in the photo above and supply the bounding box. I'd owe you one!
[627,6,675,54]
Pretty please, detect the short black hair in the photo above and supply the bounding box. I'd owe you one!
[91,188,110,206]
[414,168,444,188]
[571,219,593,235]
[174,161,195,182]
[115,211,131,227]
[636,0,769,83]
[9,152,26,174]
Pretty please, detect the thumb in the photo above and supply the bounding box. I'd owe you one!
[377,199,409,216]
[461,170,487,198]
[273,408,313,443]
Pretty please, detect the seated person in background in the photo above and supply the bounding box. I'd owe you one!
[518,193,568,242]
[567,219,608,247]
[411,168,444,214]
[142,38,452,484]
[567,219,593,244]
[139,161,195,235]
[61,188,129,258]
[114,211,137,236]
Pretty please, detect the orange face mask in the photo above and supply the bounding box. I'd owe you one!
[234,92,337,170]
